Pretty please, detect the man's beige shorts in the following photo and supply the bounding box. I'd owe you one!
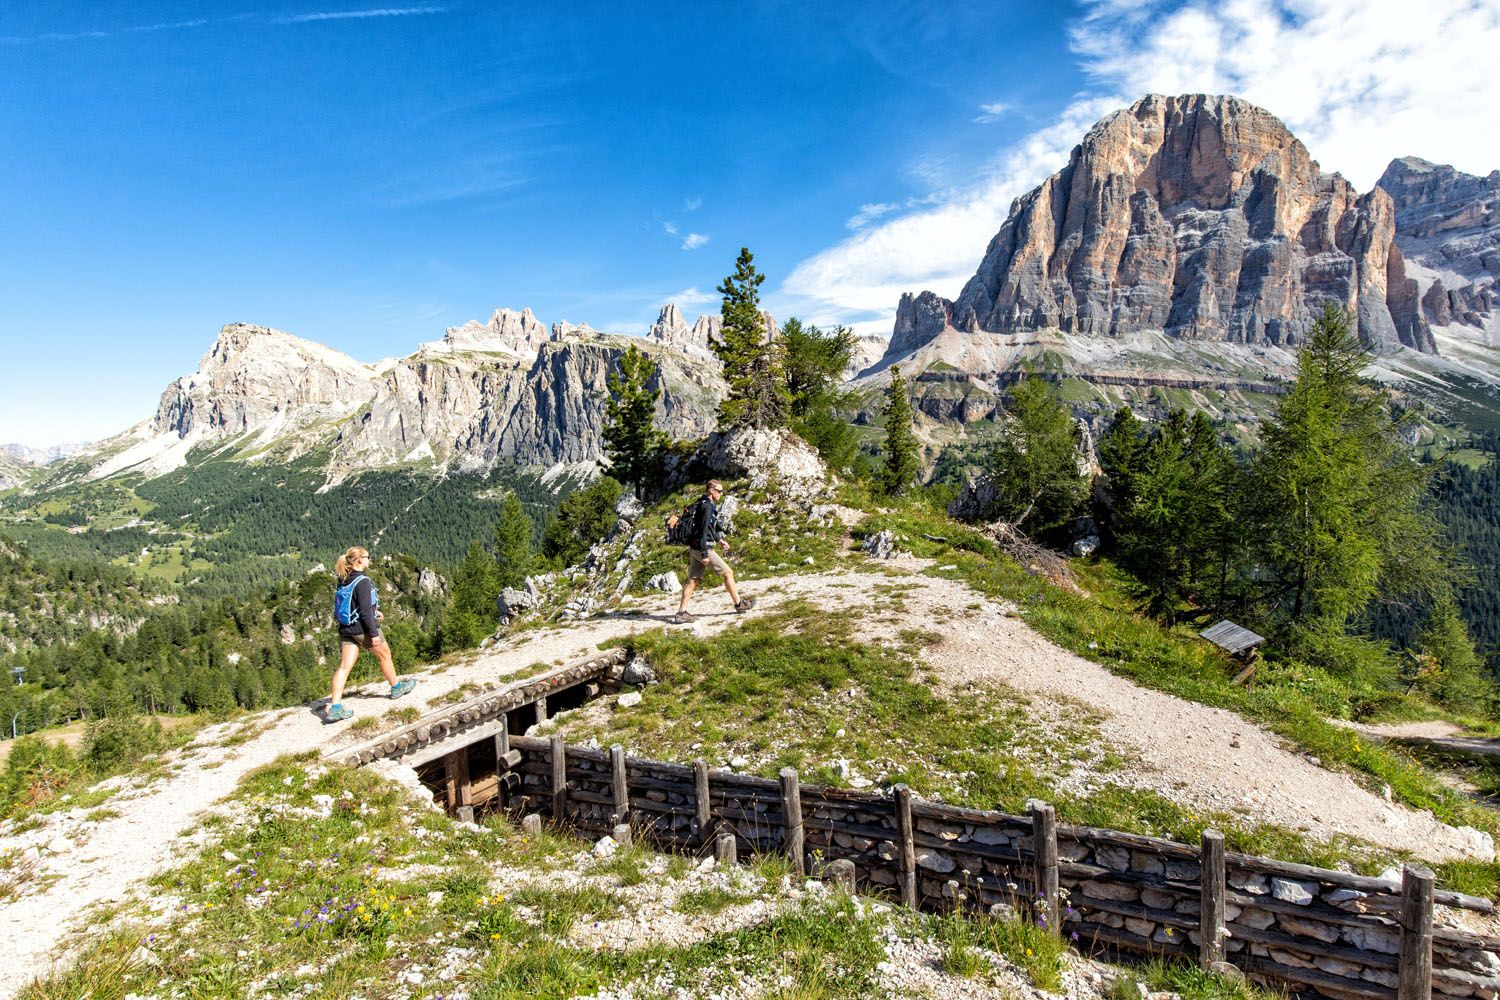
[686,547,729,582]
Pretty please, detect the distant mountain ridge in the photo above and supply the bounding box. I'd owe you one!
[883,94,1436,368]
[71,304,736,486]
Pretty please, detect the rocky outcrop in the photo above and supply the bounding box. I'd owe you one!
[432,307,552,356]
[151,323,378,440]
[884,94,1433,365]
[645,303,722,355]
[1377,156,1500,334]
[699,427,829,502]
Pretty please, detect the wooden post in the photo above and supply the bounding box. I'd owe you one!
[694,758,713,847]
[533,696,548,731]
[610,744,630,827]
[1030,800,1059,936]
[894,784,917,909]
[443,753,459,812]
[494,713,510,759]
[1200,829,1226,965]
[550,735,568,822]
[780,767,805,875]
[715,831,737,865]
[1399,863,1436,1000]
[521,813,543,837]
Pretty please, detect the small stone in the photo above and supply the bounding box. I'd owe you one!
[46,836,73,855]
[221,849,238,862]
[621,658,657,686]
[1270,877,1316,905]
[801,556,814,565]
[592,836,618,859]
[916,849,956,873]
[617,691,643,708]
[729,756,749,769]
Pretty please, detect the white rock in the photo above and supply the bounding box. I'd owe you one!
[592,836,619,859]
[646,572,682,594]
[617,691,643,709]
[729,756,749,769]
[47,837,73,855]
[1270,878,1316,905]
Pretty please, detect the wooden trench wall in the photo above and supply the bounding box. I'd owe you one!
[332,648,1500,1000]
[493,734,1500,1000]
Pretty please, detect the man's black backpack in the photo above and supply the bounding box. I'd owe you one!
[664,498,706,547]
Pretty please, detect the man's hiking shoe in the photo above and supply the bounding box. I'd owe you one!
[735,598,757,613]
[325,704,355,724]
[389,679,416,699]
[672,611,695,624]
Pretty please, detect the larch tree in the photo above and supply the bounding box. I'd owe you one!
[713,247,788,429]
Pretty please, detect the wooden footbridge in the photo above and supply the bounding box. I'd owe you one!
[326,647,625,820]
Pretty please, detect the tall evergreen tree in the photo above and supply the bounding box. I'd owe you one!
[1253,303,1450,650]
[713,247,788,429]
[781,318,858,472]
[881,365,921,496]
[603,344,664,496]
[985,376,1087,533]
[493,494,535,590]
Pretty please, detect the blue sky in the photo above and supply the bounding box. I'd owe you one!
[3,0,1499,444]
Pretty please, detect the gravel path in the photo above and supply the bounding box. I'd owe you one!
[1,559,1493,994]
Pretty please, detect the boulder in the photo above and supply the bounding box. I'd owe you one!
[417,567,443,594]
[614,492,645,524]
[646,572,682,594]
[621,657,657,686]
[861,530,899,560]
[497,587,537,623]
[699,427,829,500]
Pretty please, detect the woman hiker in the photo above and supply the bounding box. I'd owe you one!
[326,546,414,723]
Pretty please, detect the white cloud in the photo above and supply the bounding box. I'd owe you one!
[684,196,703,211]
[681,233,709,250]
[783,0,1500,335]
[662,221,679,237]
[846,202,900,230]
[274,6,447,24]
[973,100,1012,123]
[667,286,719,309]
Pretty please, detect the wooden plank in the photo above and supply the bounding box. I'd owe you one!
[694,759,713,847]
[1230,923,1398,971]
[1201,829,1226,965]
[1243,956,1391,1000]
[611,744,630,827]
[781,767,804,875]
[455,748,473,808]
[403,718,510,768]
[443,753,459,812]
[895,785,917,909]
[533,695,548,732]
[1031,801,1059,936]
[1399,863,1435,1000]
[550,736,567,822]
[495,713,510,760]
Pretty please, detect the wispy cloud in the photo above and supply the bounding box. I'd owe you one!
[681,233,709,251]
[273,6,446,24]
[3,6,444,44]
[662,221,680,237]
[667,286,719,309]
[846,202,899,230]
[684,196,703,212]
[783,0,1500,335]
[972,100,1011,123]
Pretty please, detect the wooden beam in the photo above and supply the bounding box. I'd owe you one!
[1399,863,1435,1000]
[694,758,713,848]
[1200,829,1226,965]
[611,744,630,827]
[403,718,509,768]
[1031,800,1059,936]
[533,695,548,731]
[894,784,917,909]
[781,767,804,875]
[550,735,568,822]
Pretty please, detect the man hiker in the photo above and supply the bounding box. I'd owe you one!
[674,479,754,623]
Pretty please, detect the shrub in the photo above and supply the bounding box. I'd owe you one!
[1,735,78,812]
[82,713,165,773]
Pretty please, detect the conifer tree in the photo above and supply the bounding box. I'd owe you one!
[603,344,664,496]
[493,494,535,590]
[881,365,921,496]
[1253,303,1449,648]
[986,376,1086,532]
[781,318,858,471]
[713,247,789,429]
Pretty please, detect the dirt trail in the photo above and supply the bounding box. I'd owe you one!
[1345,719,1500,759]
[0,561,1493,995]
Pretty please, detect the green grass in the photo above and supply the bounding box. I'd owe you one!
[932,910,1068,991]
[848,500,1500,894]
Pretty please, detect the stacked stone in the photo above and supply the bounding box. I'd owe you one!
[621,760,702,851]
[902,803,1037,912]
[1055,829,1205,960]
[801,787,900,888]
[714,773,785,856]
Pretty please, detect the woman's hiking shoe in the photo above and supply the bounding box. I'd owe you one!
[672,610,695,624]
[325,704,355,723]
[390,679,416,699]
[735,598,757,613]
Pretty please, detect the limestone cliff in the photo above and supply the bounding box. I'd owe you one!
[885,94,1433,365]
[1377,157,1500,338]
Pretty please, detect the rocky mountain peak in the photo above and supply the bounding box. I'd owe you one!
[436,307,552,356]
[1378,157,1500,336]
[646,303,721,354]
[881,93,1434,366]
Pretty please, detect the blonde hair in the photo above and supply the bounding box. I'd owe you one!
[707,479,724,493]
[335,546,369,579]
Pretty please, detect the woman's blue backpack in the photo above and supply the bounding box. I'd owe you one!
[334,573,377,626]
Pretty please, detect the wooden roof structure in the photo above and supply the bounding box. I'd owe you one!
[1199,620,1265,657]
